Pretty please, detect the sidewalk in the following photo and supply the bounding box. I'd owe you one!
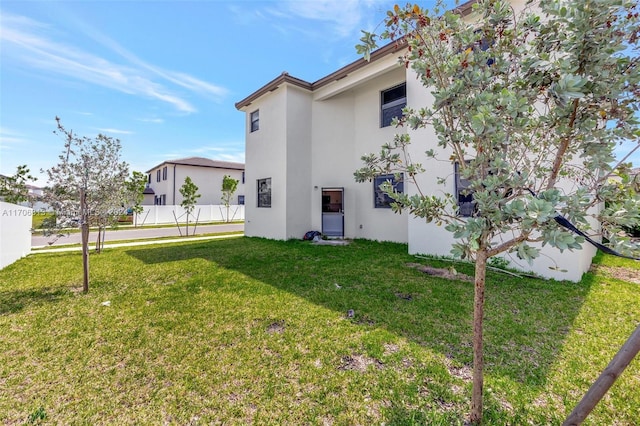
[31,233,244,254]
[32,223,244,248]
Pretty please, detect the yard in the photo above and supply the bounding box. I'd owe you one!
[0,238,638,424]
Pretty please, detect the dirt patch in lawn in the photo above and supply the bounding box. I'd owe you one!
[406,263,474,282]
[338,354,384,372]
[589,265,640,284]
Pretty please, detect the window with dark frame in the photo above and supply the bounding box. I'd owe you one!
[162,166,167,181]
[455,162,475,217]
[250,110,259,132]
[238,195,245,205]
[374,174,404,208]
[156,170,161,182]
[242,171,245,184]
[381,83,406,127]
[257,178,271,208]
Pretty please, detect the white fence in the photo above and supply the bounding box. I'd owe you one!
[135,204,245,226]
[0,201,33,269]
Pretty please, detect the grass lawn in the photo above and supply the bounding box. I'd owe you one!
[0,238,638,425]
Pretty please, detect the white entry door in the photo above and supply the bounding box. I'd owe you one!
[321,188,344,237]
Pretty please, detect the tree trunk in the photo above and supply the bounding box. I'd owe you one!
[470,248,488,424]
[563,323,640,425]
[80,188,89,293]
[95,226,102,253]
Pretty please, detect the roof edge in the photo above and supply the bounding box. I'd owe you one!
[145,157,245,174]
[235,72,313,110]
[234,0,479,111]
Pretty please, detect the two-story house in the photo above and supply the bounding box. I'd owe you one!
[235,0,598,282]
[145,157,245,206]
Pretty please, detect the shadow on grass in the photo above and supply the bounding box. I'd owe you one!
[0,287,70,315]
[125,237,591,390]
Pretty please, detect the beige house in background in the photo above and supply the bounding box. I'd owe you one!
[145,157,245,206]
[235,0,598,282]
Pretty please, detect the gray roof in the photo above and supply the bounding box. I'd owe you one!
[146,157,244,173]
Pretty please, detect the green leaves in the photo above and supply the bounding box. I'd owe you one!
[355,31,378,62]
[179,176,201,214]
[353,0,640,267]
[549,74,587,106]
[0,165,36,205]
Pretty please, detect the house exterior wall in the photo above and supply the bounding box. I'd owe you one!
[238,0,598,281]
[0,201,32,269]
[244,89,289,239]
[147,164,245,207]
[285,86,313,239]
[310,64,408,243]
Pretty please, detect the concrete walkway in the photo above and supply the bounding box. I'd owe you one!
[31,233,244,254]
[32,223,243,248]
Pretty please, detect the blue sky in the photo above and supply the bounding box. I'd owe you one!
[1,0,413,184]
[1,0,637,186]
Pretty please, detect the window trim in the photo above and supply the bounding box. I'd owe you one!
[373,173,403,208]
[257,177,271,208]
[381,83,407,128]
[250,110,259,133]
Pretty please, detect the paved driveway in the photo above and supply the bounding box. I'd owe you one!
[32,223,244,248]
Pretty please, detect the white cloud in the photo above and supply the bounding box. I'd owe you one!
[0,127,29,149]
[96,128,134,135]
[230,0,389,41]
[274,0,389,38]
[137,118,165,124]
[0,11,228,113]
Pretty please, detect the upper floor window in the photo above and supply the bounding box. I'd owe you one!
[250,110,259,132]
[381,83,406,127]
[455,162,475,217]
[242,171,245,184]
[162,166,168,181]
[147,174,151,184]
[156,170,161,182]
[374,173,403,208]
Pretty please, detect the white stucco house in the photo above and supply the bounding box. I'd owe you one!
[235,0,598,282]
[145,157,245,206]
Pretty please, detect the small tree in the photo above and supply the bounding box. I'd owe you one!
[356,0,639,422]
[124,171,148,227]
[179,176,200,236]
[0,165,36,205]
[221,174,239,222]
[44,117,130,292]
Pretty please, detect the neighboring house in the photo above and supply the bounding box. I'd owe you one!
[236,0,601,281]
[145,157,245,206]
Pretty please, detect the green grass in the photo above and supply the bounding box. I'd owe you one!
[31,212,55,230]
[0,238,638,425]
